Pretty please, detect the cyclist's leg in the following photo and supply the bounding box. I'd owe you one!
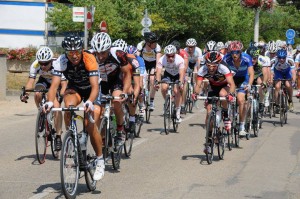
[146,61,157,109]
[63,87,82,129]
[284,70,294,110]
[34,78,48,108]
[237,90,247,135]
[173,75,182,122]
[297,68,300,97]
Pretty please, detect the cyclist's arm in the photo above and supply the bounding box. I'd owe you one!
[248,66,255,86]
[25,77,35,90]
[121,64,132,94]
[48,75,61,103]
[156,52,162,63]
[60,80,67,96]
[194,76,203,94]
[226,75,236,94]
[88,76,99,102]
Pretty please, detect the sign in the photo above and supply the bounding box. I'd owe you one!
[72,7,84,22]
[141,17,152,28]
[141,27,151,36]
[286,29,296,39]
[87,11,92,30]
[99,21,108,33]
[286,38,295,45]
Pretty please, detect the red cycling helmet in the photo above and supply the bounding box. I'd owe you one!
[205,51,223,64]
[228,40,244,52]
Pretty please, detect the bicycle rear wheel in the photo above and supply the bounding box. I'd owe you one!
[279,93,284,127]
[111,145,123,170]
[253,100,259,137]
[284,95,288,124]
[35,110,47,164]
[217,128,225,160]
[144,89,151,123]
[135,115,143,138]
[164,97,171,134]
[84,134,97,191]
[50,129,59,159]
[205,113,215,164]
[123,105,133,157]
[60,130,79,199]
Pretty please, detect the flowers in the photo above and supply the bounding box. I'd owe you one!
[4,46,38,62]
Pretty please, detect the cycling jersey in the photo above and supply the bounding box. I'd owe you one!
[294,53,300,64]
[127,53,140,76]
[184,47,202,64]
[135,55,146,75]
[157,54,184,76]
[137,41,161,62]
[178,49,189,60]
[271,57,294,80]
[52,51,99,90]
[197,62,232,87]
[29,59,66,83]
[253,55,270,79]
[223,52,253,78]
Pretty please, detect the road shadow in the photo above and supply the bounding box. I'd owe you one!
[189,123,205,129]
[181,154,222,165]
[15,154,59,165]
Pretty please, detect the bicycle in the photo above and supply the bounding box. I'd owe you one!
[99,95,127,170]
[122,100,134,158]
[158,81,180,134]
[228,93,240,148]
[50,106,97,199]
[21,87,58,164]
[198,96,227,164]
[244,85,261,139]
[143,73,155,123]
[276,79,290,127]
[134,103,144,138]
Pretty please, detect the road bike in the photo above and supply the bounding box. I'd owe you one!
[277,79,290,126]
[21,87,58,164]
[51,106,97,199]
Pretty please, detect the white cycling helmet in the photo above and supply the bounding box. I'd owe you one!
[268,41,278,53]
[112,39,128,52]
[164,45,177,55]
[205,40,217,52]
[224,41,231,49]
[216,42,225,51]
[186,38,197,46]
[36,46,53,62]
[91,32,111,52]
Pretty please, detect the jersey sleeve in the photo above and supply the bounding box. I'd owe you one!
[156,56,164,69]
[137,41,145,51]
[155,44,162,53]
[29,59,39,79]
[82,51,99,77]
[127,54,140,76]
[197,65,207,80]
[52,54,68,77]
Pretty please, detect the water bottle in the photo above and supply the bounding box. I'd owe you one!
[79,131,87,151]
[216,110,221,127]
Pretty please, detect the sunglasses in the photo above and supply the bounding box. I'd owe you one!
[38,61,51,66]
[66,50,82,57]
[231,50,241,55]
[188,46,195,49]
[207,63,218,67]
[278,56,286,60]
[167,54,175,58]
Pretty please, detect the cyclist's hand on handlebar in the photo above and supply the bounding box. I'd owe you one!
[20,93,29,103]
[154,80,160,91]
[43,101,53,112]
[244,84,251,91]
[178,81,184,91]
[83,100,94,112]
[226,93,235,103]
[191,93,198,101]
[261,82,267,89]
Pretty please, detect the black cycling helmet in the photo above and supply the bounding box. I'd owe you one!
[246,46,260,58]
[144,32,158,43]
[171,40,181,50]
[62,34,83,51]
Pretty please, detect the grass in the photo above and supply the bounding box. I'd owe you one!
[6,72,29,90]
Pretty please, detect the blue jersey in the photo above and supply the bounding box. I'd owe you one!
[136,55,145,74]
[223,52,253,79]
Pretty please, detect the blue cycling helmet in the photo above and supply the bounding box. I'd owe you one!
[276,49,287,58]
[127,45,137,54]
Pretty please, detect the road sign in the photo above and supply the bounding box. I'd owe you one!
[141,27,151,36]
[87,12,92,30]
[286,29,296,39]
[286,38,295,45]
[141,17,152,28]
[99,21,108,33]
[72,7,84,22]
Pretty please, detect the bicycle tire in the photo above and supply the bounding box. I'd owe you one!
[284,95,288,124]
[35,110,47,164]
[135,115,143,138]
[232,104,240,147]
[111,145,122,170]
[280,92,284,127]
[145,88,151,123]
[99,118,110,161]
[172,103,179,132]
[217,128,225,160]
[124,130,134,157]
[164,97,171,134]
[50,129,59,159]
[253,100,259,137]
[183,83,190,114]
[227,128,233,151]
[205,113,215,164]
[60,130,79,199]
[84,134,97,191]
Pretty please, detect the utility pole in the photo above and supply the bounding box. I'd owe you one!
[254,9,260,43]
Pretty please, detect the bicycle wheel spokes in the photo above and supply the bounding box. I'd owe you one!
[111,145,122,170]
[135,115,143,138]
[144,89,151,123]
[60,131,79,199]
[217,128,225,160]
[163,97,171,134]
[205,113,215,164]
[124,130,134,157]
[279,93,284,127]
[35,112,47,164]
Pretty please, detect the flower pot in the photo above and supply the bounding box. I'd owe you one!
[7,60,31,72]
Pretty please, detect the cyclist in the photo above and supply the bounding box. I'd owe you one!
[43,34,104,181]
[184,38,202,84]
[246,46,270,114]
[216,42,226,56]
[90,32,132,146]
[171,40,189,113]
[137,32,162,111]
[21,46,67,151]
[155,45,185,123]
[293,45,300,98]
[193,51,236,154]
[223,40,255,136]
[112,39,141,135]
[271,49,295,111]
[127,45,146,116]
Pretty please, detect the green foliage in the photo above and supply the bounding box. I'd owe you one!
[47,0,300,48]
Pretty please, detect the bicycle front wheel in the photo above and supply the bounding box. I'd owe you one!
[111,145,123,170]
[60,130,79,199]
[35,110,47,164]
[124,130,134,157]
[217,128,226,160]
[144,89,151,123]
[172,103,179,132]
[279,93,284,127]
[84,134,97,191]
[205,113,215,164]
[164,97,171,134]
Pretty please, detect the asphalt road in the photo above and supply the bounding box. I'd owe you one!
[0,94,299,199]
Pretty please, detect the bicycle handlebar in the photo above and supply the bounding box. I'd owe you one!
[50,107,95,123]
[197,96,226,101]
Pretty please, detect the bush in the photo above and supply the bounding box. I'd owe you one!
[1,46,38,62]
